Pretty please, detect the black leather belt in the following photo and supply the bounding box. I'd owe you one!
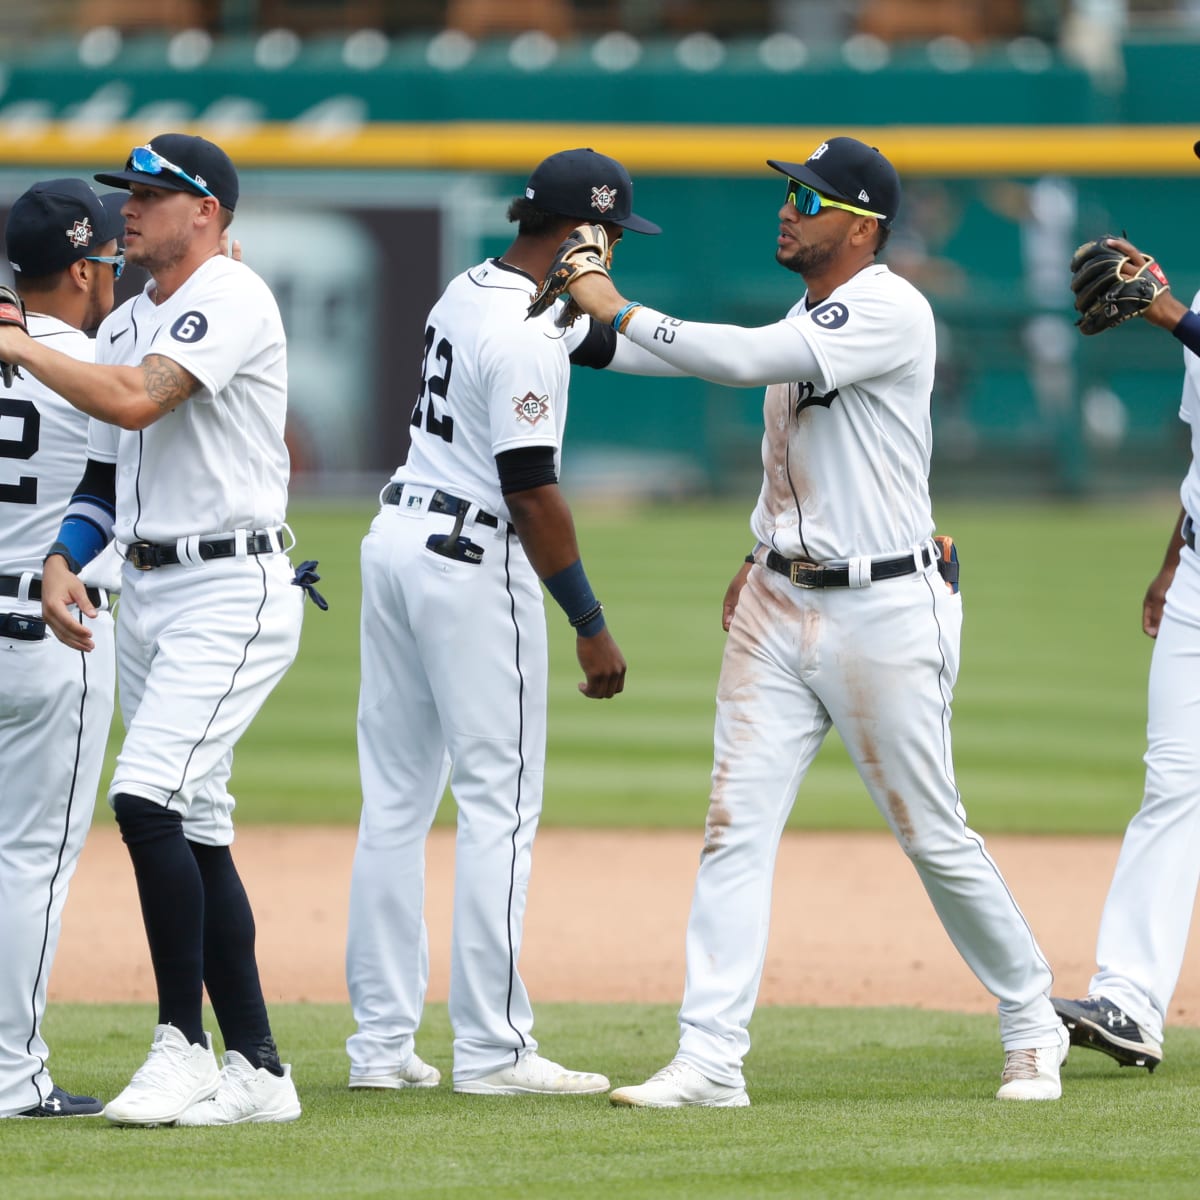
[125,531,278,571]
[0,575,103,607]
[382,483,500,529]
[1184,514,1196,552]
[0,611,45,641]
[764,544,935,589]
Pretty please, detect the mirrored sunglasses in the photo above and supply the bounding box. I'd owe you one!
[785,178,886,221]
[84,253,125,280]
[128,145,214,199]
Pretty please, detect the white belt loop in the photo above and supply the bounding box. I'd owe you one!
[176,535,203,568]
[277,524,294,554]
[17,569,35,603]
[233,529,249,559]
[847,556,872,588]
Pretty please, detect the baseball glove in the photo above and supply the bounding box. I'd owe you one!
[1070,237,1170,336]
[526,224,612,323]
[0,284,27,387]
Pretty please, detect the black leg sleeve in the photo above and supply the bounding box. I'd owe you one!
[112,793,206,1046]
[189,841,283,1075]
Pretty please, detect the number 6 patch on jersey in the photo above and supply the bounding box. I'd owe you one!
[171,311,209,342]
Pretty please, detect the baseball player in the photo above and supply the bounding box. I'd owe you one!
[0,179,123,1119]
[1052,166,1200,1070]
[345,148,653,1095]
[0,134,320,1126]
[544,137,1069,1104]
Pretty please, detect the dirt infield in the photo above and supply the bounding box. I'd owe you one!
[51,825,1200,1025]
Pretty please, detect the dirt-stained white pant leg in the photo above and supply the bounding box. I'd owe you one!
[1090,548,1200,1044]
[0,611,114,1117]
[676,567,834,1087]
[818,569,1057,1050]
[677,562,1057,1085]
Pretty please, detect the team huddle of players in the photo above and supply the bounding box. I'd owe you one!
[1,131,1196,1123]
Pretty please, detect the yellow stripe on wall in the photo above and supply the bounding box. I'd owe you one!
[0,123,1197,175]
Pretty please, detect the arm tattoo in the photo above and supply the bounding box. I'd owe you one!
[141,354,198,410]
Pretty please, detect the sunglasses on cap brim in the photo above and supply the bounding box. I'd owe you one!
[128,146,214,199]
[785,178,886,221]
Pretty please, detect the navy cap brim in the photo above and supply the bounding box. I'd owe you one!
[93,168,206,196]
[98,192,126,245]
[614,211,661,235]
[766,158,854,205]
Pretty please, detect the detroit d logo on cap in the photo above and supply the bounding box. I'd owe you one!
[590,185,617,214]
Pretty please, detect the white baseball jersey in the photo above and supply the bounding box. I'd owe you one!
[349,258,576,1082]
[93,252,302,838]
[614,259,1062,1091]
[94,255,290,544]
[623,265,936,561]
[0,317,99,574]
[0,314,116,1117]
[393,258,567,522]
[750,267,936,561]
[1085,288,1200,1043]
[1176,289,1200,520]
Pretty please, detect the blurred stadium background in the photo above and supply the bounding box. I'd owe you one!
[1,1,1198,501]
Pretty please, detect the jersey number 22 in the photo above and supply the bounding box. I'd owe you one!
[411,325,454,443]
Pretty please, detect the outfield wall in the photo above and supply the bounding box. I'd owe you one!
[1,35,1197,496]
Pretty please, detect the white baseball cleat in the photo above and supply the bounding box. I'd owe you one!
[102,1024,221,1126]
[609,1059,750,1108]
[454,1051,609,1096]
[176,1052,301,1125]
[349,1053,441,1090]
[995,1024,1070,1101]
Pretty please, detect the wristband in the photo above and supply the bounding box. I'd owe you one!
[1173,309,1200,357]
[45,514,108,574]
[611,301,642,334]
[543,559,606,637]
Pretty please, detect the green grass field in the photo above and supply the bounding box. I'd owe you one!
[99,495,1176,834]
[28,495,1186,1198]
[4,1004,1200,1199]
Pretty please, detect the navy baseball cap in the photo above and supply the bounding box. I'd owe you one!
[6,177,124,277]
[99,191,127,249]
[767,137,901,227]
[95,133,239,211]
[524,148,660,234]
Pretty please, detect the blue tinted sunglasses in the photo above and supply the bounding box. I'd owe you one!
[785,177,886,221]
[128,145,214,199]
[84,253,125,280]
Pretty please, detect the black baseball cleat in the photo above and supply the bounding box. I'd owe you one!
[1051,996,1163,1072]
[12,1086,104,1117]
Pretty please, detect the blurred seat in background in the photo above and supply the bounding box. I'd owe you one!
[444,0,575,38]
[855,0,1029,41]
[254,0,386,34]
[73,0,215,32]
